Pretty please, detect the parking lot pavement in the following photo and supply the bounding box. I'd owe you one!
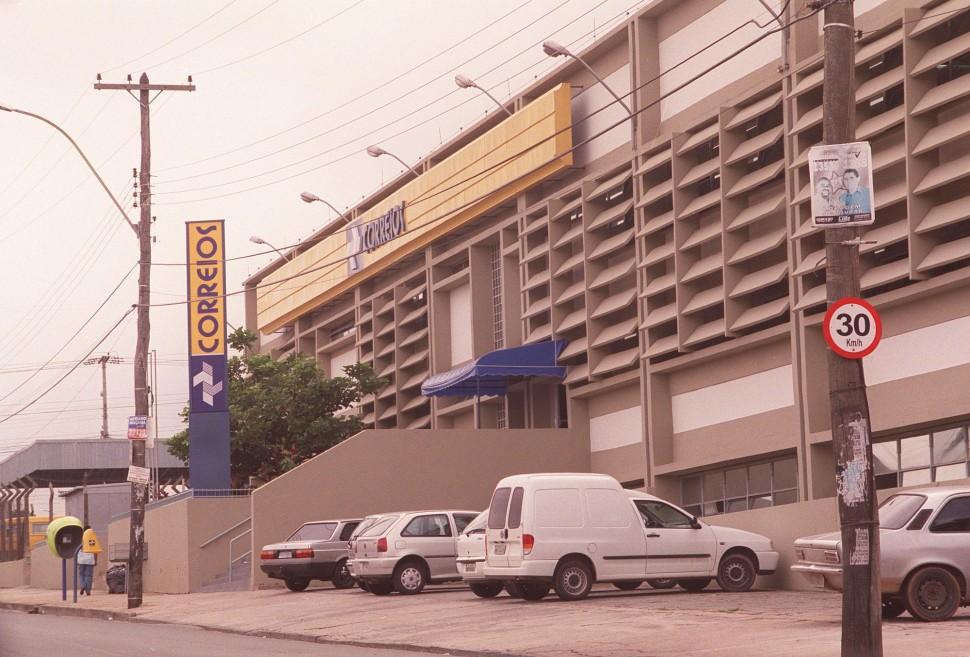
[2,584,969,657]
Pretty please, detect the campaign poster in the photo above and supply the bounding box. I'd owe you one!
[808,141,875,228]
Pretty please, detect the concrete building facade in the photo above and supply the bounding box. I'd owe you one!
[243,0,970,533]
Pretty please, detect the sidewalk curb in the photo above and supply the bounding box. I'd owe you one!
[0,601,134,621]
[1,601,521,657]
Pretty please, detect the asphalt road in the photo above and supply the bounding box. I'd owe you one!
[0,610,448,657]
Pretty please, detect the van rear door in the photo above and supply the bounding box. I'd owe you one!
[504,487,525,567]
[486,486,512,567]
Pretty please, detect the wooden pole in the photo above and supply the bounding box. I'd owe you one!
[818,2,882,655]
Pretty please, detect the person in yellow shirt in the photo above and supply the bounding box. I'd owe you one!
[78,526,100,596]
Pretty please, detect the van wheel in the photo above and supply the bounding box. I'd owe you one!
[613,581,642,591]
[882,598,906,619]
[393,560,428,595]
[331,559,355,589]
[717,553,757,592]
[904,567,961,622]
[368,580,394,595]
[554,559,593,601]
[678,578,711,592]
[284,577,310,592]
[517,582,551,601]
[469,581,504,598]
[647,578,676,589]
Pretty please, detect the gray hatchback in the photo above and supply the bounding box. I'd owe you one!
[260,519,361,591]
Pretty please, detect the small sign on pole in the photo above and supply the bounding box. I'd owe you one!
[823,297,882,359]
[127,465,151,485]
[127,415,148,440]
[809,141,875,227]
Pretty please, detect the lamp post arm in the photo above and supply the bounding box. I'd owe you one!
[478,87,514,117]
[388,153,421,178]
[2,106,138,234]
[318,199,352,226]
[567,54,633,116]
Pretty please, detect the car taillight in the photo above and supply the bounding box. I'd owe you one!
[260,550,275,560]
[824,550,840,564]
[522,534,535,555]
[377,537,387,553]
[794,548,805,561]
[294,549,313,559]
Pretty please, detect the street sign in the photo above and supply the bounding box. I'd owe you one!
[809,141,875,227]
[127,415,148,440]
[823,297,882,359]
[127,465,151,485]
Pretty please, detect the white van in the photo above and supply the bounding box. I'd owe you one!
[481,473,778,601]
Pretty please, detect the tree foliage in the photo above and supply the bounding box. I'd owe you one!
[167,327,384,486]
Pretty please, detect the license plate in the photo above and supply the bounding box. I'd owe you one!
[277,550,292,559]
[464,563,477,572]
[493,543,506,555]
[810,574,825,588]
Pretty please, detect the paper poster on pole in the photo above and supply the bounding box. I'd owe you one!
[127,465,151,485]
[809,141,875,227]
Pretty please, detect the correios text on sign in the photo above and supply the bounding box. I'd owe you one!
[187,221,226,356]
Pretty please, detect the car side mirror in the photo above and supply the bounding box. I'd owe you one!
[690,517,702,529]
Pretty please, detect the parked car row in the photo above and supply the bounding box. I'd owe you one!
[261,473,779,601]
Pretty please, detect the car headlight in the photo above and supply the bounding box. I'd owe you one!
[794,548,805,561]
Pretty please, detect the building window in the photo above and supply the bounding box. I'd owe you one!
[681,455,798,518]
[873,424,970,490]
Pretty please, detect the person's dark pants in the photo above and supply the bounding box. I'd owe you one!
[79,564,94,594]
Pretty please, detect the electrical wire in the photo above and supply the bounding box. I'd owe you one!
[151,0,784,205]
[857,4,970,35]
[155,0,542,172]
[101,0,242,74]
[0,263,137,404]
[145,2,825,311]
[0,309,135,426]
[152,0,582,187]
[139,0,283,72]
[194,0,367,75]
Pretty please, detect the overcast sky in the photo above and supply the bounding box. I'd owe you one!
[0,0,652,464]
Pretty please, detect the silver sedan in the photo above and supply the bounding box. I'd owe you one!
[791,485,970,621]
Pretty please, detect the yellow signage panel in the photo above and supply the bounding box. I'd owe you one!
[256,83,574,333]
[186,221,227,356]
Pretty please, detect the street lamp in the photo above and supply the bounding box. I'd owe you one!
[541,40,633,116]
[366,145,421,178]
[300,192,352,227]
[454,74,513,117]
[250,235,289,261]
[0,102,136,233]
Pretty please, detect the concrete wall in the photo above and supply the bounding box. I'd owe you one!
[251,428,589,588]
[0,556,26,588]
[108,495,250,593]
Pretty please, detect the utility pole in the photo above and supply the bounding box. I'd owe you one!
[94,72,194,609]
[816,1,882,655]
[83,354,121,439]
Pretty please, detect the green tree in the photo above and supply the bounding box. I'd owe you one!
[167,327,384,486]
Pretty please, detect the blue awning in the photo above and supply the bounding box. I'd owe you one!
[421,340,566,398]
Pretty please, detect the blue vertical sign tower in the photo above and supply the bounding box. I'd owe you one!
[185,221,231,490]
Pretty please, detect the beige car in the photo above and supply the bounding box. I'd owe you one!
[792,485,970,621]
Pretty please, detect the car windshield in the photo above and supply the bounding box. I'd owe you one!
[287,522,337,541]
[879,494,926,529]
[360,515,400,537]
[462,511,489,536]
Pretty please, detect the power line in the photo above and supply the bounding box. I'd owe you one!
[149,1,821,312]
[139,0,283,72]
[152,0,581,187]
[0,263,137,405]
[101,0,242,74]
[0,309,135,426]
[155,0,543,172]
[194,0,367,75]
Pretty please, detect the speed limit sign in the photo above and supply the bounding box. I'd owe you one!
[823,297,882,359]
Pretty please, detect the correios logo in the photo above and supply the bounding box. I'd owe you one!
[346,202,406,274]
[192,361,224,406]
